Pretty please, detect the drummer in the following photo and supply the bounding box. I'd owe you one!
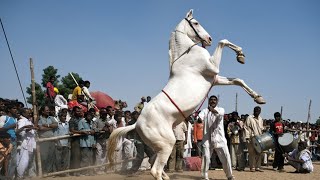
[244,106,264,172]
[270,112,285,172]
[284,141,313,173]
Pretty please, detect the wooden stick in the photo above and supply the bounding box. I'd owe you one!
[41,157,136,177]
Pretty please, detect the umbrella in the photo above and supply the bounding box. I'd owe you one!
[90,91,115,109]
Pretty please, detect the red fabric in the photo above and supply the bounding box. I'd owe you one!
[274,122,284,134]
[90,91,114,109]
[67,100,88,112]
[46,82,55,98]
[184,157,202,171]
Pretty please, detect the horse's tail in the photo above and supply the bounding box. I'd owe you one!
[107,123,136,167]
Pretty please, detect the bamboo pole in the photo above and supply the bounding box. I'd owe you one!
[42,157,135,177]
[30,58,38,125]
[30,58,43,176]
[235,93,238,112]
[306,99,312,136]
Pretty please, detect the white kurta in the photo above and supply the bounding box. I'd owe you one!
[199,107,232,179]
[199,107,226,149]
[16,117,36,178]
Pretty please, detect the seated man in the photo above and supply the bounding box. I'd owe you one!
[284,141,313,173]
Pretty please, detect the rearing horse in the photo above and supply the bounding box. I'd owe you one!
[107,9,265,180]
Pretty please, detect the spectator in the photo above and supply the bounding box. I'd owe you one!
[0,103,18,177]
[134,97,146,113]
[38,105,58,173]
[16,108,37,178]
[46,76,56,106]
[227,111,240,170]
[0,132,13,177]
[55,112,70,175]
[54,89,68,116]
[193,115,204,156]
[69,106,83,175]
[127,111,155,175]
[71,80,85,103]
[78,112,96,176]
[93,108,113,174]
[284,141,313,173]
[167,121,187,173]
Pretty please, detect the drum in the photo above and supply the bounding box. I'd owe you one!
[278,133,298,153]
[252,132,275,153]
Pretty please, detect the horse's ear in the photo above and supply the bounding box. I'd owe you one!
[186,9,193,20]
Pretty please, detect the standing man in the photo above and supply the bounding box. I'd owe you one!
[244,106,264,172]
[199,95,234,180]
[167,121,187,173]
[46,76,56,106]
[270,112,285,172]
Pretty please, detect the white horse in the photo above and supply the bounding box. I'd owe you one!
[107,9,265,180]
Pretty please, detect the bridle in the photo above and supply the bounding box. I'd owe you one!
[184,18,206,44]
[171,18,206,66]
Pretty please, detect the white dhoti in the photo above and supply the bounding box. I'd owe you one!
[201,145,233,179]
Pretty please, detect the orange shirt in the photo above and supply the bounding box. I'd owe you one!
[193,122,203,142]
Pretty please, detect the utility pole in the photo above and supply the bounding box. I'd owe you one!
[235,93,238,112]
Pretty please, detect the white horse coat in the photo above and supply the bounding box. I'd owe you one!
[107,10,265,180]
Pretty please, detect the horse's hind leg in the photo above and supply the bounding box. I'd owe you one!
[150,135,175,180]
[215,75,266,104]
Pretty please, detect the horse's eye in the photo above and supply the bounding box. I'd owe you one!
[193,22,199,25]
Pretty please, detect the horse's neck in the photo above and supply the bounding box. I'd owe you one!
[169,31,194,69]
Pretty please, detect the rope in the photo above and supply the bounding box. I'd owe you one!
[0,18,28,108]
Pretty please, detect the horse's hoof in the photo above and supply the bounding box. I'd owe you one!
[254,96,266,104]
[237,54,245,64]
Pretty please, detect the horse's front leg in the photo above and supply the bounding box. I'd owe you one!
[214,75,266,104]
[209,40,245,74]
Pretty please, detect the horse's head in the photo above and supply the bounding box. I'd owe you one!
[184,9,212,47]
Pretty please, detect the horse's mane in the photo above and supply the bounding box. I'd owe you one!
[169,32,176,71]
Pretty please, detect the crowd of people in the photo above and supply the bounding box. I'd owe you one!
[0,81,319,179]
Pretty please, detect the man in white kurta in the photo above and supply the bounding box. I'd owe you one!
[199,95,233,180]
[16,109,36,178]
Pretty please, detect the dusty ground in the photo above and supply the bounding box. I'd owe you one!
[38,162,320,180]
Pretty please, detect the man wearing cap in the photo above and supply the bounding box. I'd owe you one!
[134,97,146,113]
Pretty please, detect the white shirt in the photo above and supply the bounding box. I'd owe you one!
[199,107,226,149]
[54,94,68,108]
[17,117,36,152]
[173,121,187,141]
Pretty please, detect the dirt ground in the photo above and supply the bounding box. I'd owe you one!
[38,162,320,180]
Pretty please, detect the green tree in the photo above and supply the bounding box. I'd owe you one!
[26,82,46,107]
[41,66,60,87]
[59,73,82,97]
[316,117,320,126]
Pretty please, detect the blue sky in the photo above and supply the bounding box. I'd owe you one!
[1,1,319,122]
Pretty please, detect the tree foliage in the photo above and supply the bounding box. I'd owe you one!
[26,82,46,107]
[41,66,60,87]
[316,117,320,126]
